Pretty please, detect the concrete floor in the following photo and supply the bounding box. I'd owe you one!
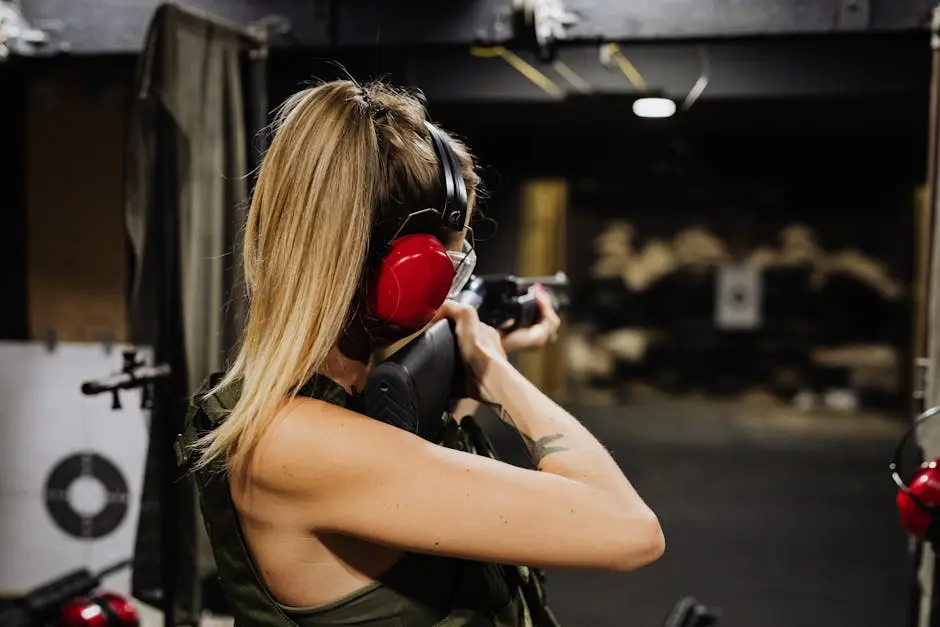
[481,399,914,627]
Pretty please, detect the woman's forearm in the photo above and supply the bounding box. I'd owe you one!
[480,357,651,509]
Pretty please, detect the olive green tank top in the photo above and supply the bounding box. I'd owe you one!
[177,373,560,627]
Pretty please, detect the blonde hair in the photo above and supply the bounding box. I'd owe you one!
[193,80,480,475]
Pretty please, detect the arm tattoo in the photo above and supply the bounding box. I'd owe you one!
[519,432,568,466]
[499,408,569,466]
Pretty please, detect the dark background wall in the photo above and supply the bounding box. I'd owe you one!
[0,64,28,341]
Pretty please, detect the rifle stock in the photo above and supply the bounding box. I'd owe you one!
[361,273,569,441]
[361,318,462,444]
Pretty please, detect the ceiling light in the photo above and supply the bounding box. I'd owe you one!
[632,97,676,119]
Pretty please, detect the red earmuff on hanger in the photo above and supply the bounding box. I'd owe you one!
[892,405,940,543]
[364,121,474,333]
[60,592,139,627]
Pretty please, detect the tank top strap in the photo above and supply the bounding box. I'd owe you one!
[296,373,352,408]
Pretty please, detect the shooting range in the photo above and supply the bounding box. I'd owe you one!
[0,0,938,626]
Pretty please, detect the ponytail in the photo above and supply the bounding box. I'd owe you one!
[192,81,379,476]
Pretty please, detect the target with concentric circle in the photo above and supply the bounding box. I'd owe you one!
[43,452,129,539]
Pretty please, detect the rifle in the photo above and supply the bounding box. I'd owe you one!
[360,272,569,441]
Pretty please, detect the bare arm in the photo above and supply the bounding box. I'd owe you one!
[480,358,643,497]
[453,284,563,424]
[252,360,663,572]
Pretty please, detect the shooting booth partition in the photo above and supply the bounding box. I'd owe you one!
[123,3,268,625]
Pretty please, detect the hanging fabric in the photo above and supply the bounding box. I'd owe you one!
[124,2,255,623]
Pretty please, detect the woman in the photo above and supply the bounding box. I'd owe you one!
[182,80,664,627]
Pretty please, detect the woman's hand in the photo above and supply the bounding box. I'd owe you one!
[500,286,562,354]
[436,285,561,405]
[439,302,506,368]
[435,301,507,403]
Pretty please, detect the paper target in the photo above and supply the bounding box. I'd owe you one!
[44,452,129,539]
[715,265,763,330]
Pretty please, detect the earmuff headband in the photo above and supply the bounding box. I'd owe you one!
[891,404,940,509]
[362,122,472,333]
[424,121,468,233]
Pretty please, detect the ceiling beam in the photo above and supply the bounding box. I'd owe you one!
[269,35,930,105]
[16,0,937,56]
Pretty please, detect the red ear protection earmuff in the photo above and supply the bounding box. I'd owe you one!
[364,122,472,333]
[892,406,940,543]
[368,233,457,331]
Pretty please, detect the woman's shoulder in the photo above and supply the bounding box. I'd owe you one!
[248,394,400,494]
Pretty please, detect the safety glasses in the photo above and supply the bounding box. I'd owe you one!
[447,236,477,299]
[391,208,477,300]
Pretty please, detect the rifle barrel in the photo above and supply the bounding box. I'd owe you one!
[477,272,569,288]
[522,272,569,287]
